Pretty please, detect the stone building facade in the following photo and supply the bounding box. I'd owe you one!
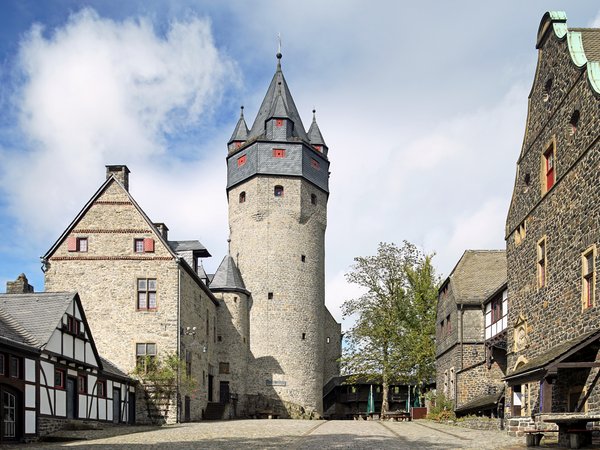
[504,11,600,435]
[42,166,221,423]
[435,250,507,415]
[40,54,341,422]
[225,53,341,418]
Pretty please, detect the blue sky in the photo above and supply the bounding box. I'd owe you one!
[1,1,599,330]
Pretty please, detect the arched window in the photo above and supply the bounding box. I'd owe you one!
[311,194,317,205]
[239,191,246,203]
[274,185,284,197]
[569,110,580,135]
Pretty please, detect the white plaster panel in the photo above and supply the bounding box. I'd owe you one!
[78,395,87,419]
[55,389,66,417]
[63,334,74,359]
[90,397,97,420]
[99,398,106,421]
[25,384,36,408]
[85,342,98,366]
[67,368,77,377]
[25,410,36,434]
[74,302,82,320]
[46,331,62,354]
[107,380,113,398]
[107,401,113,421]
[25,358,36,382]
[40,387,51,415]
[75,339,85,362]
[88,374,97,395]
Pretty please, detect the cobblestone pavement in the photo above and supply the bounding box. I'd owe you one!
[8,420,532,449]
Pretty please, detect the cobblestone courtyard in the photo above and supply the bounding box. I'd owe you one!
[7,420,532,449]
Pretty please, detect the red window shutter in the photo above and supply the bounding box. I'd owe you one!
[276,119,283,127]
[546,168,554,189]
[143,238,155,253]
[67,236,77,252]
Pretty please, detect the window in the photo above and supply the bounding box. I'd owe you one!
[186,351,192,377]
[237,155,246,167]
[569,110,580,136]
[97,380,106,398]
[313,145,322,153]
[136,343,157,372]
[326,337,331,344]
[543,142,555,193]
[273,148,286,158]
[311,194,317,205]
[67,236,88,252]
[310,158,320,170]
[9,357,19,379]
[275,119,283,127]
[443,370,448,396]
[446,314,451,334]
[449,368,455,399]
[0,355,4,375]
[219,362,230,374]
[582,246,596,309]
[543,78,552,102]
[137,278,157,310]
[78,374,87,394]
[55,369,65,389]
[301,333,306,340]
[134,239,145,253]
[239,191,246,203]
[537,237,547,288]
[268,292,273,300]
[274,185,284,197]
[66,315,81,335]
[515,221,526,246]
[301,255,306,263]
[491,297,503,324]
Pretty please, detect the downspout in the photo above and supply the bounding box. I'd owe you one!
[460,303,464,371]
[176,260,181,423]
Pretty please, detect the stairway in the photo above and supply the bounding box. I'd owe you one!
[204,402,225,420]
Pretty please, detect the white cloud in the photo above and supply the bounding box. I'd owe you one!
[0,8,235,252]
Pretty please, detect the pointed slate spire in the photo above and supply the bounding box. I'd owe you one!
[210,241,249,294]
[228,106,249,144]
[268,86,290,120]
[247,51,309,141]
[307,109,327,147]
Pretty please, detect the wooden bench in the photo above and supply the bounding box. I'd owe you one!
[383,412,411,422]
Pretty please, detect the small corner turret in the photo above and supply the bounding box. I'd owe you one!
[308,109,328,156]
[228,106,249,154]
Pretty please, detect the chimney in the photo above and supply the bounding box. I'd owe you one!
[154,223,169,240]
[6,273,34,294]
[106,165,130,191]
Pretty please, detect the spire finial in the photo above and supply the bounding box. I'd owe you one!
[227,238,232,255]
[277,32,282,60]
[240,105,244,118]
[312,108,316,120]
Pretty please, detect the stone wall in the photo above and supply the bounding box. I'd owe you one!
[505,16,600,414]
[323,307,341,386]
[228,175,330,416]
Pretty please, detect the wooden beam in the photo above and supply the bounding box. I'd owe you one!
[554,362,600,369]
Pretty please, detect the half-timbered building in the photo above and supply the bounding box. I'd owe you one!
[0,280,133,443]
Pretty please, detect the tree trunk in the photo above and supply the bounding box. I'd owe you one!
[381,380,389,417]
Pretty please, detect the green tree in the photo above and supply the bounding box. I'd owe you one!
[342,241,438,415]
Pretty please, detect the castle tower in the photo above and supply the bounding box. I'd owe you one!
[226,52,330,416]
[210,246,251,417]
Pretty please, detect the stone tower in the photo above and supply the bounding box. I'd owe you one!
[226,52,331,416]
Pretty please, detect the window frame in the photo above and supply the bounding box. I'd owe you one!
[239,191,246,203]
[55,368,65,389]
[96,380,106,398]
[137,278,157,311]
[272,148,286,158]
[537,236,547,288]
[135,343,157,373]
[582,245,596,310]
[237,154,247,167]
[541,139,556,194]
[78,374,87,394]
[134,238,145,253]
[274,185,284,197]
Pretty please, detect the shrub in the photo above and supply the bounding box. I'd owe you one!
[426,392,456,421]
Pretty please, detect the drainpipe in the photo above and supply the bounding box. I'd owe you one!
[460,303,464,371]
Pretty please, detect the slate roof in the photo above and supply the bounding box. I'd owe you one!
[505,330,600,382]
[247,56,309,142]
[307,112,327,147]
[100,356,130,380]
[572,28,600,61]
[447,250,507,305]
[455,388,504,413]
[168,240,211,257]
[229,108,249,143]
[210,255,249,294]
[0,292,75,347]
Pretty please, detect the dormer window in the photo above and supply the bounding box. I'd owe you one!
[275,119,283,127]
[274,185,284,197]
[313,145,322,153]
[273,149,286,158]
[237,155,247,167]
[310,159,320,170]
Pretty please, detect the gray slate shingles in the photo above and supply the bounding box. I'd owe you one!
[449,250,507,305]
[210,255,248,294]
